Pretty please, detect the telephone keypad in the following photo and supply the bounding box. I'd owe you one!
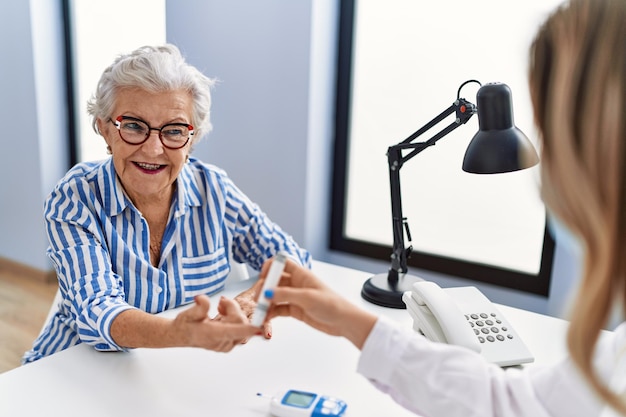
[466,312,513,343]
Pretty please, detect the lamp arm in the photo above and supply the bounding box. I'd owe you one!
[385,98,476,283]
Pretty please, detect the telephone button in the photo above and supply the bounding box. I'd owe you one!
[322,400,337,408]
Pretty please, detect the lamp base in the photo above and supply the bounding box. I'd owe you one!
[361,272,425,309]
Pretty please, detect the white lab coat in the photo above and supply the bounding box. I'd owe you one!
[357,316,626,417]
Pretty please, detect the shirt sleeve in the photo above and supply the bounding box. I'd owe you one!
[221,174,311,270]
[357,316,612,417]
[45,180,135,352]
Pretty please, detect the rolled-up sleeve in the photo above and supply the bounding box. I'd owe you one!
[220,174,312,269]
[45,182,134,352]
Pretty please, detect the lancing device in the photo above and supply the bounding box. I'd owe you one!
[251,252,288,327]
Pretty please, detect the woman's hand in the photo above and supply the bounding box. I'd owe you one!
[174,295,260,352]
[213,280,273,340]
[260,260,377,350]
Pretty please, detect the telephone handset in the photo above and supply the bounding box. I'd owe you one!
[402,281,534,367]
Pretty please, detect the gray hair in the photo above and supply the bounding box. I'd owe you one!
[87,44,215,142]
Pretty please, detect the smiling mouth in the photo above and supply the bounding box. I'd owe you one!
[133,162,165,171]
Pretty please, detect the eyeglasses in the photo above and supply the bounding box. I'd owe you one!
[110,116,194,150]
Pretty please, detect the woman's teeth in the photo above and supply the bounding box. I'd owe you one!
[135,162,162,170]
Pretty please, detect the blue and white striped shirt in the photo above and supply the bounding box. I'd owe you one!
[22,157,310,364]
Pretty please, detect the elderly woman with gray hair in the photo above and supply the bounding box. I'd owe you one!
[23,44,310,363]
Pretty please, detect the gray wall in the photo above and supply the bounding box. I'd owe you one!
[0,0,580,319]
[0,0,68,271]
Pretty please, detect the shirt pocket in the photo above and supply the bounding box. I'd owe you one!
[181,247,229,302]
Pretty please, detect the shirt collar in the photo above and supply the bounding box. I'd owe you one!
[101,158,202,218]
[100,159,129,216]
[174,161,203,217]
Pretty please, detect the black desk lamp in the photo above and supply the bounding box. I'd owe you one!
[361,80,540,308]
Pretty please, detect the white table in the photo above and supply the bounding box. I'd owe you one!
[0,261,571,417]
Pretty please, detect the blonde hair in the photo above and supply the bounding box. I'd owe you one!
[529,0,626,413]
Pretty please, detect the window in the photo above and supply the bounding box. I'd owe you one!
[331,0,560,295]
[64,0,166,163]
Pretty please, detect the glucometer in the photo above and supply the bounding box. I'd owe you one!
[257,389,348,417]
[251,251,288,327]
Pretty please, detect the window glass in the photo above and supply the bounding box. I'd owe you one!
[333,0,562,293]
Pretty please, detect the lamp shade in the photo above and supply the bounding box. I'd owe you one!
[462,83,539,174]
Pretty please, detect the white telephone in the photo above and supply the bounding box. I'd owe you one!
[402,281,534,367]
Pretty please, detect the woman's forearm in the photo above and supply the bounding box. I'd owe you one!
[340,306,378,350]
[110,309,183,349]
